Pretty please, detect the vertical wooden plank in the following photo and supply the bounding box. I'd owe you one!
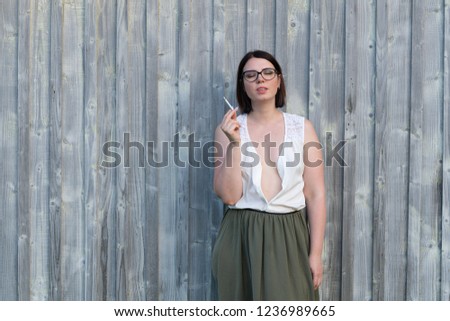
[97,0,118,300]
[83,0,98,300]
[59,0,85,300]
[0,0,19,300]
[441,0,450,302]
[274,0,288,75]
[125,0,146,301]
[177,0,192,300]
[374,0,411,300]
[211,0,225,300]
[84,0,118,300]
[408,0,444,301]
[18,0,52,300]
[129,0,146,300]
[115,0,147,300]
[145,0,159,300]
[49,0,63,300]
[17,0,31,300]
[157,0,182,300]
[309,0,346,301]
[115,0,127,300]
[247,0,276,52]
[223,0,246,107]
[341,0,376,300]
[286,0,310,116]
[188,0,214,300]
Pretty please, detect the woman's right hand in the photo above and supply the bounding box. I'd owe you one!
[220,107,241,143]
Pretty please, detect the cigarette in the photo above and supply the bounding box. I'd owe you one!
[223,96,234,110]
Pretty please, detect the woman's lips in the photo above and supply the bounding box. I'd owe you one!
[256,87,268,94]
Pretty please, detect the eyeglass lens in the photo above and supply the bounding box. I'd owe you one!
[243,68,277,82]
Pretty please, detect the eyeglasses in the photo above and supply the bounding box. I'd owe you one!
[242,68,279,82]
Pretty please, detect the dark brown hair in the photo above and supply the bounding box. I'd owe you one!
[236,50,286,114]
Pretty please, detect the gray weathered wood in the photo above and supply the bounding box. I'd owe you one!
[222,0,246,107]
[374,0,411,300]
[174,0,191,300]
[0,0,19,301]
[247,0,276,52]
[309,0,346,300]
[145,0,160,301]
[17,0,32,300]
[442,0,450,302]
[285,0,310,116]
[83,0,118,300]
[0,0,448,301]
[211,0,225,300]
[342,0,376,301]
[48,0,63,301]
[188,0,215,300]
[59,0,85,300]
[115,0,147,300]
[156,0,183,300]
[125,0,146,301]
[17,0,52,300]
[407,0,443,300]
[115,0,127,300]
[83,0,98,300]
[27,0,51,300]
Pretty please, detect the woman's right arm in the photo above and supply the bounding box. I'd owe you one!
[213,108,243,205]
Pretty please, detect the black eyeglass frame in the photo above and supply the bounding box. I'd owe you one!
[241,67,279,82]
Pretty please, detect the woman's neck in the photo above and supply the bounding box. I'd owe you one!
[248,100,281,123]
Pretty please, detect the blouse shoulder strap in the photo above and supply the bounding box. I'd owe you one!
[284,112,304,142]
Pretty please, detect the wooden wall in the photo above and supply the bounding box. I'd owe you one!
[0,0,449,301]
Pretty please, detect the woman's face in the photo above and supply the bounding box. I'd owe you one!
[242,57,281,105]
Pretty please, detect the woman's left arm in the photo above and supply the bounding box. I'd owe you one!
[303,119,326,290]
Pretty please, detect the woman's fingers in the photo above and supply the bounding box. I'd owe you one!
[220,109,240,142]
[313,272,322,289]
[309,255,323,290]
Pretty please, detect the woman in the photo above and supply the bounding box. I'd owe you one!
[212,50,326,300]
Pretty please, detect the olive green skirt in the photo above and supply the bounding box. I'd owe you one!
[212,208,319,301]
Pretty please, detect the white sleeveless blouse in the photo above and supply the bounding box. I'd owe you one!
[229,112,306,213]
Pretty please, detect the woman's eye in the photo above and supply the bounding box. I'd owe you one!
[263,69,275,76]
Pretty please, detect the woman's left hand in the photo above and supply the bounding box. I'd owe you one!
[309,254,323,290]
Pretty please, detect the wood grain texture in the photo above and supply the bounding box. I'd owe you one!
[188,0,214,300]
[309,0,346,301]
[125,0,146,301]
[84,0,118,300]
[0,0,19,300]
[156,0,183,300]
[342,0,376,301]
[83,0,98,301]
[59,0,85,300]
[285,0,310,116]
[407,0,443,300]
[17,0,32,300]
[175,0,191,300]
[115,0,147,300]
[0,0,448,301]
[247,0,276,52]
[26,0,51,300]
[374,0,411,300]
[442,0,450,302]
[211,0,225,300]
[145,0,159,301]
[223,0,246,107]
[48,0,63,301]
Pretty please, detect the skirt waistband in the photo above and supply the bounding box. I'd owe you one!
[226,207,306,216]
